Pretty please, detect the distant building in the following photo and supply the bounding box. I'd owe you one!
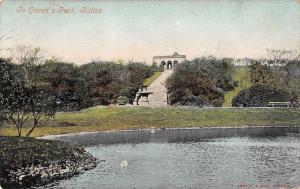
[153,52,186,70]
[233,58,252,66]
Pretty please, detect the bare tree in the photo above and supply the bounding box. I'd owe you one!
[0,34,16,41]
[1,47,57,136]
[265,49,300,89]
[10,46,44,87]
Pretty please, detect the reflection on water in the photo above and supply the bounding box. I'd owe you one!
[42,136,300,189]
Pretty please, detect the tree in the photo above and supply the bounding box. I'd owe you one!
[16,48,59,136]
[285,61,300,91]
[264,49,300,89]
[78,61,155,106]
[25,87,56,137]
[249,49,300,103]
[2,47,58,136]
[249,61,275,85]
[39,60,81,111]
[10,46,44,87]
[191,56,237,91]
[266,49,300,67]
[0,59,31,136]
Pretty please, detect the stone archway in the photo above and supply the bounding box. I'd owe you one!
[153,52,186,71]
[173,60,178,68]
[161,61,166,70]
[167,61,172,70]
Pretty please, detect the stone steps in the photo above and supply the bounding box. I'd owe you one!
[148,70,173,106]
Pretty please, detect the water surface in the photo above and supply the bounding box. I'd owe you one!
[42,136,300,189]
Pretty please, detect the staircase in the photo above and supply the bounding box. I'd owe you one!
[148,70,173,106]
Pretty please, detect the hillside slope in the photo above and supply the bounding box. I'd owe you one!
[223,67,251,107]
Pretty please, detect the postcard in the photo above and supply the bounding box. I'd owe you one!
[0,0,299,189]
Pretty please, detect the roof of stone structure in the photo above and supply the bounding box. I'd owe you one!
[153,52,186,59]
[173,51,179,56]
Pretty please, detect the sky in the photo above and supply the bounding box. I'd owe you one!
[0,0,300,64]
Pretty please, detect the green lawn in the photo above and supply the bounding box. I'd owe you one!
[143,72,162,86]
[223,67,252,107]
[0,106,299,137]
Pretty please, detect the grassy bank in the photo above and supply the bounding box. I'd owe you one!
[0,136,96,188]
[143,72,162,86]
[0,106,299,137]
[223,67,251,107]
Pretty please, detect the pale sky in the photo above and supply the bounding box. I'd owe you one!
[0,0,300,64]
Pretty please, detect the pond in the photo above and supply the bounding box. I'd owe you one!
[42,136,300,189]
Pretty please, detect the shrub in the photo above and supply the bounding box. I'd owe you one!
[78,61,155,107]
[117,96,129,105]
[176,95,203,106]
[249,61,275,86]
[119,86,138,104]
[191,56,236,91]
[232,84,291,107]
[166,62,224,107]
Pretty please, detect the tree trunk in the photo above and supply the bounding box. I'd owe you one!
[25,117,38,137]
[17,123,22,137]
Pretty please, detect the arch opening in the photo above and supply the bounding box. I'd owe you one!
[167,61,172,70]
[173,61,178,68]
[161,61,166,70]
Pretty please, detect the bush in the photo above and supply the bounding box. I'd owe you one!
[117,96,129,105]
[191,56,236,91]
[119,86,138,104]
[290,91,300,107]
[232,84,291,107]
[78,61,155,107]
[176,95,203,106]
[166,62,224,107]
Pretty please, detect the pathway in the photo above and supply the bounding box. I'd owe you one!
[148,70,173,106]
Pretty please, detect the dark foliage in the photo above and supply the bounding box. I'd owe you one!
[232,84,291,107]
[284,61,300,99]
[0,58,32,134]
[166,60,224,107]
[38,61,81,111]
[77,61,155,107]
[29,60,156,110]
[249,60,300,103]
[191,56,237,91]
[0,58,58,136]
[117,96,129,105]
[0,59,10,123]
[249,61,275,85]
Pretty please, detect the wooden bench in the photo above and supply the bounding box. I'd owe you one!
[268,102,291,107]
